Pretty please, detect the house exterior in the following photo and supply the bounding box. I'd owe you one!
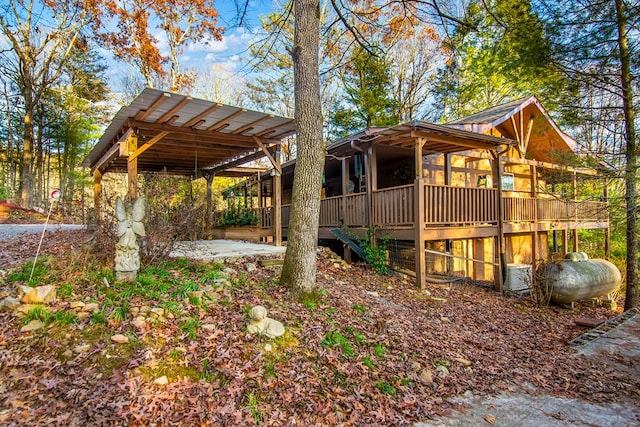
[252,96,609,290]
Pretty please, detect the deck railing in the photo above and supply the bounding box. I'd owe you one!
[258,184,608,230]
[422,184,499,225]
[372,185,414,226]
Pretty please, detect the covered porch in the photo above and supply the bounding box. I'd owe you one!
[82,88,296,246]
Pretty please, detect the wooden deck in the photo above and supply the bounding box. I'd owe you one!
[254,183,608,240]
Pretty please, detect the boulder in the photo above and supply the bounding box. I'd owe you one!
[21,285,57,304]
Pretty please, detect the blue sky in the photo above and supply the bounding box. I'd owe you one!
[104,0,278,91]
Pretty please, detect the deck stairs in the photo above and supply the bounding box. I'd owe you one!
[330,228,368,260]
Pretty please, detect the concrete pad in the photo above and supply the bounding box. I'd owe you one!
[170,240,286,261]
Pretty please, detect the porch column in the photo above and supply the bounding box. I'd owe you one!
[127,132,138,200]
[204,171,215,237]
[93,169,102,226]
[273,148,282,246]
[492,153,505,292]
[364,147,372,226]
[414,139,426,289]
[444,153,453,273]
[341,157,352,262]
[531,163,538,264]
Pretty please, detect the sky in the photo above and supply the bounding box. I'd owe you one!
[105,0,278,92]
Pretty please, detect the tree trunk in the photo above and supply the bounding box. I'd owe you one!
[281,0,324,293]
[615,0,638,310]
[19,102,35,208]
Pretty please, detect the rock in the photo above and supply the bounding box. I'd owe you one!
[111,334,129,344]
[14,304,43,316]
[440,317,450,323]
[76,312,91,321]
[17,285,34,296]
[139,305,151,314]
[454,357,472,367]
[83,303,100,313]
[435,365,449,377]
[20,319,44,332]
[62,349,73,358]
[69,301,86,310]
[245,263,257,273]
[201,323,217,331]
[130,307,140,316]
[430,297,447,303]
[154,376,169,385]
[0,296,21,311]
[149,307,165,318]
[22,285,57,304]
[419,368,434,385]
[366,291,380,297]
[74,344,91,353]
[264,343,273,352]
[131,316,147,330]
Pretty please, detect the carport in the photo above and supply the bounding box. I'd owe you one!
[82,88,296,245]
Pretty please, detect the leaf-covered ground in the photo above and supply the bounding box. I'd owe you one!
[0,229,638,426]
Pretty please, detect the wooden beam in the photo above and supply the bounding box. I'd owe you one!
[135,92,171,121]
[183,103,223,127]
[233,115,273,134]
[129,131,170,161]
[414,178,427,289]
[128,119,274,147]
[93,169,102,226]
[207,109,246,131]
[127,132,139,200]
[94,141,122,173]
[155,96,191,124]
[205,146,275,174]
[415,138,425,178]
[273,149,282,246]
[253,136,281,174]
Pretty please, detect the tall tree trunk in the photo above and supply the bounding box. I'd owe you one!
[615,0,638,310]
[19,98,35,208]
[281,0,324,293]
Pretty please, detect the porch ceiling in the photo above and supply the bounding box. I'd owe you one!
[82,88,295,176]
[375,122,514,153]
[328,121,514,155]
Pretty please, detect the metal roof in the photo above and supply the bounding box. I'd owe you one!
[83,88,296,176]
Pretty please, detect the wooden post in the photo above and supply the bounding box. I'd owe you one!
[127,132,138,200]
[273,148,282,246]
[415,177,426,289]
[531,163,538,264]
[414,139,426,289]
[562,230,569,255]
[492,153,505,292]
[341,157,351,261]
[93,169,102,226]
[363,147,372,226]
[444,153,453,274]
[205,172,215,237]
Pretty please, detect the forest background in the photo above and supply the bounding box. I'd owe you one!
[0,0,638,305]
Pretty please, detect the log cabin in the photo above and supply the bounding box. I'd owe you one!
[83,89,608,291]
[253,96,609,291]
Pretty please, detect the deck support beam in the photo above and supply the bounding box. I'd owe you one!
[492,153,505,292]
[273,148,282,246]
[414,138,427,289]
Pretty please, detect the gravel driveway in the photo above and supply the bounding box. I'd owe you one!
[0,224,85,240]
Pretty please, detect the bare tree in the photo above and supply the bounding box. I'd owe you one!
[0,0,91,207]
